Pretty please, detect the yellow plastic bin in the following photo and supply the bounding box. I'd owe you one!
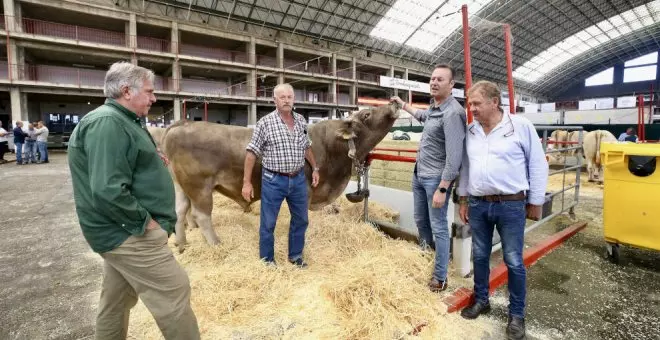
[600,142,660,263]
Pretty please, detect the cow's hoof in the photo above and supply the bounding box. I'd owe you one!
[345,190,368,203]
[177,244,186,254]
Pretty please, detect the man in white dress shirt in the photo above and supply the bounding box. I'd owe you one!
[457,80,548,340]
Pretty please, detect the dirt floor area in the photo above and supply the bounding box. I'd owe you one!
[1,151,659,339]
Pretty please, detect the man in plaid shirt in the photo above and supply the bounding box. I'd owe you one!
[242,83,320,267]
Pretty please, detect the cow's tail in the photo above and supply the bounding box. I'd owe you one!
[595,130,603,167]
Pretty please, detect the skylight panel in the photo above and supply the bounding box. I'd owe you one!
[609,15,625,26]
[629,19,643,30]
[369,0,496,52]
[513,0,660,83]
[586,26,602,36]
[621,9,637,22]
[597,21,613,32]
[606,29,621,39]
[634,6,650,17]
[624,52,657,67]
[618,24,632,35]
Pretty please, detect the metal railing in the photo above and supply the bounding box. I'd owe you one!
[355,125,585,260]
[22,18,126,47]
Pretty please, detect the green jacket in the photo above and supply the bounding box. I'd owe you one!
[67,98,177,253]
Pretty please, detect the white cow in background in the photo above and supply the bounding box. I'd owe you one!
[582,130,617,183]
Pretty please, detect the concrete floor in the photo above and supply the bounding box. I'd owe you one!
[1,152,659,339]
[0,151,101,340]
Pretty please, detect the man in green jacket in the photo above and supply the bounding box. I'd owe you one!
[68,61,200,339]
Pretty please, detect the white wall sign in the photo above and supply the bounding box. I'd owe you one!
[451,88,465,98]
[617,96,636,108]
[578,100,597,110]
[540,102,556,112]
[595,98,614,109]
[379,76,430,93]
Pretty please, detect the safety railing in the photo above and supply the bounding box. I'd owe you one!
[357,71,382,82]
[354,125,585,274]
[256,55,277,68]
[7,64,106,88]
[336,69,353,79]
[136,36,173,53]
[22,18,126,47]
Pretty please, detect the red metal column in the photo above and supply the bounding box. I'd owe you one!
[638,95,643,140]
[462,5,473,124]
[504,24,515,114]
[204,101,208,121]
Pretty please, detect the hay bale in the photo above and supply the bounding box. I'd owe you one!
[127,194,496,339]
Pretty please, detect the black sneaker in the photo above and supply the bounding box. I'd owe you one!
[506,315,526,340]
[289,258,308,268]
[460,300,491,319]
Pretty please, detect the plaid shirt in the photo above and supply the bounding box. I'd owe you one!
[246,110,312,173]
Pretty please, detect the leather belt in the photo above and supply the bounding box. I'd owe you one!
[266,168,302,177]
[474,191,526,202]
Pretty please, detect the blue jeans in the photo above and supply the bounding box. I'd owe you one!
[259,168,309,263]
[468,197,527,318]
[412,172,452,281]
[25,141,36,163]
[15,142,23,163]
[37,141,48,162]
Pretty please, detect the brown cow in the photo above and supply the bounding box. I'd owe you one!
[146,126,166,148]
[162,103,400,251]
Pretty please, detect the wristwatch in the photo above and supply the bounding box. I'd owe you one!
[313,167,320,172]
[437,187,447,193]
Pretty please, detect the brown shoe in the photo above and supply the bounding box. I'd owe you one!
[428,278,448,292]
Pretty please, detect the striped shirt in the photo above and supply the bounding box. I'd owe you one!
[246,110,311,173]
[413,95,466,180]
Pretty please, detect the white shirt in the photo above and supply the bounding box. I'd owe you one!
[457,113,549,206]
[0,128,7,142]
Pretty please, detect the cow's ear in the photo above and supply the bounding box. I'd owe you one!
[335,120,356,140]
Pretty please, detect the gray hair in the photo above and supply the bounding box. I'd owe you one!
[103,61,155,99]
[273,83,294,98]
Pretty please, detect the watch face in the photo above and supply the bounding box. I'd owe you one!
[439,187,447,193]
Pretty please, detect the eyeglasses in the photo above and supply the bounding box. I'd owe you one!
[469,112,515,137]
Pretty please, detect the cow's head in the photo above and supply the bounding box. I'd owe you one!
[335,102,400,159]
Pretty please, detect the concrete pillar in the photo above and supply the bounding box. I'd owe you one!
[328,108,335,119]
[329,81,337,104]
[248,70,256,98]
[248,102,257,126]
[127,14,137,64]
[173,98,181,121]
[405,68,411,102]
[390,65,398,96]
[277,42,284,68]
[10,88,27,123]
[170,21,179,54]
[172,60,181,91]
[7,39,24,81]
[3,0,18,32]
[350,85,356,106]
[331,53,337,76]
[351,57,356,79]
[277,42,284,84]
[247,37,256,65]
